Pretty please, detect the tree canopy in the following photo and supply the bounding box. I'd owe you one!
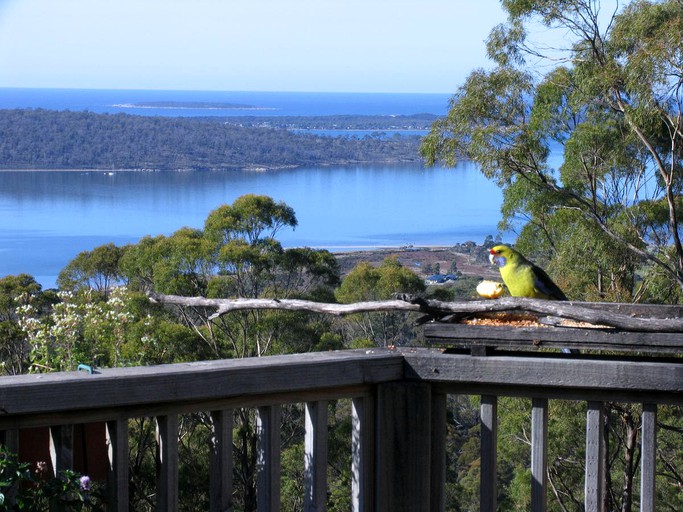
[422,0,683,302]
[0,109,423,170]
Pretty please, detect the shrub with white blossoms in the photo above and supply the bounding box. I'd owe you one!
[17,287,136,372]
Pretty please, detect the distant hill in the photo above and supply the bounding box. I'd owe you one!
[0,109,426,170]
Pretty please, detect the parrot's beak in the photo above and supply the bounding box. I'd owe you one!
[488,253,496,265]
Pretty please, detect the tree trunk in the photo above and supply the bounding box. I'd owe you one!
[620,410,638,512]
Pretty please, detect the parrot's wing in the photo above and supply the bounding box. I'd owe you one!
[532,265,568,300]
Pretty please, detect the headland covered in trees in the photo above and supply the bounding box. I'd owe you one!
[0,108,433,171]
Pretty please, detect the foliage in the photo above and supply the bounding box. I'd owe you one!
[6,180,682,511]
[421,0,683,302]
[0,447,104,511]
[0,109,423,170]
[15,286,200,372]
[421,2,683,506]
[0,274,56,375]
[57,243,125,294]
[335,257,426,346]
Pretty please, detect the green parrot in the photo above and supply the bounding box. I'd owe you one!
[489,244,567,300]
[489,244,578,353]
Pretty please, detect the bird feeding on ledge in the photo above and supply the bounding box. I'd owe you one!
[488,245,567,301]
[488,244,578,354]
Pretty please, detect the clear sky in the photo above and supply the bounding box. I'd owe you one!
[0,0,508,93]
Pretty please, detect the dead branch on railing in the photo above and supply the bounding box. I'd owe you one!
[148,293,683,333]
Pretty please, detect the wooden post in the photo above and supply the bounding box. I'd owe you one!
[531,398,548,512]
[585,402,605,511]
[640,403,657,512]
[375,382,433,512]
[106,419,129,512]
[256,405,281,512]
[156,415,179,512]
[0,429,19,453]
[351,396,374,512]
[210,409,234,512]
[304,401,328,512]
[480,395,497,512]
[431,392,447,512]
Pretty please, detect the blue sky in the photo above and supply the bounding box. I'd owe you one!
[0,0,508,93]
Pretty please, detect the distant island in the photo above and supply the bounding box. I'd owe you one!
[0,109,428,171]
[112,101,276,111]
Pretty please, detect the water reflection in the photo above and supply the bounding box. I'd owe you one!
[0,163,502,287]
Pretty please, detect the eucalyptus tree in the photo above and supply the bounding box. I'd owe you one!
[421,0,683,302]
[421,1,683,508]
[57,242,125,295]
[335,257,426,347]
[0,274,52,375]
[117,194,341,510]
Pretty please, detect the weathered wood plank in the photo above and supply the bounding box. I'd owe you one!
[0,385,373,431]
[375,382,433,512]
[0,350,404,421]
[585,402,605,512]
[531,398,548,512]
[403,351,683,403]
[425,322,683,354]
[156,415,179,512]
[256,405,281,512]
[480,395,497,512]
[210,410,233,512]
[640,403,657,512]
[106,419,129,512]
[351,396,374,512]
[304,401,328,512]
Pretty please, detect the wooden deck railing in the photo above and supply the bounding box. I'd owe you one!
[0,347,681,511]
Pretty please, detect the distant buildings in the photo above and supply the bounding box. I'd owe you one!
[425,274,458,285]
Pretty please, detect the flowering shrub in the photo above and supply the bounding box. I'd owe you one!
[0,447,104,511]
[17,287,136,372]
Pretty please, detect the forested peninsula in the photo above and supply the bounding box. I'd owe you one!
[0,109,426,170]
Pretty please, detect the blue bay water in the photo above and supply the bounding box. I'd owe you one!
[0,88,503,289]
[0,88,452,117]
[0,164,502,289]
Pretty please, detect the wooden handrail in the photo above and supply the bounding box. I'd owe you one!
[0,348,680,511]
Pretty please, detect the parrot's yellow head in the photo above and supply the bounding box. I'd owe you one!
[488,245,519,268]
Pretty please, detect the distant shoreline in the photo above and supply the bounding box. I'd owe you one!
[111,102,277,111]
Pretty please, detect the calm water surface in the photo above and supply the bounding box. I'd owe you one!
[0,164,502,288]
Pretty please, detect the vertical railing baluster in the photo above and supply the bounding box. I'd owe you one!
[49,424,74,475]
[156,415,179,512]
[256,405,281,512]
[531,398,548,512]
[640,403,657,512]
[210,409,234,512]
[585,401,605,511]
[304,401,328,512]
[106,419,129,512]
[352,395,374,512]
[480,395,497,512]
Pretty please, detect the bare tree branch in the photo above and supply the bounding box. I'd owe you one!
[148,293,683,333]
